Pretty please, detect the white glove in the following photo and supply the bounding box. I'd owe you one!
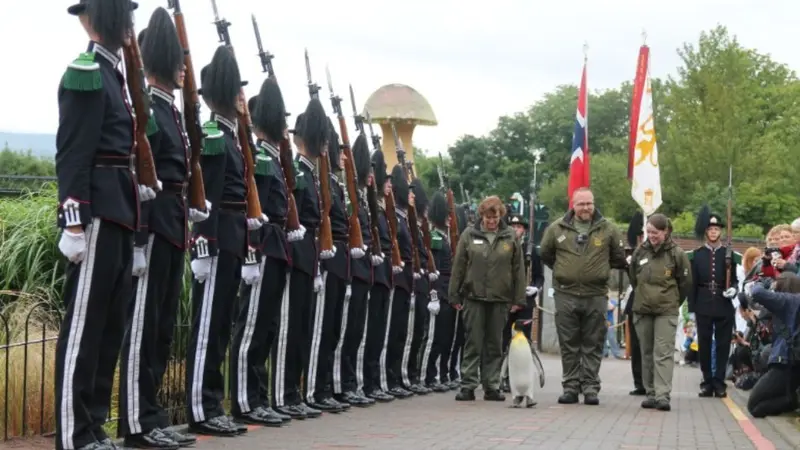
[138,184,157,202]
[723,287,737,299]
[371,254,384,266]
[689,312,696,322]
[132,246,147,277]
[320,245,337,260]
[428,291,440,315]
[287,224,306,242]
[241,263,261,285]
[247,214,268,231]
[189,200,212,223]
[191,258,212,283]
[392,265,403,274]
[526,286,539,297]
[414,271,422,280]
[58,230,87,264]
[428,271,439,282]
[314,275,323,292]
[350,246,366,259]
[626,255,632,266]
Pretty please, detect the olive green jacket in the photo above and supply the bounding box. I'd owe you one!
[449,220,526,306]
[540,210,628,297]
[629,238,693,315]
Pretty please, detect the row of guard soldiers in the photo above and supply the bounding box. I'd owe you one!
[52,2,468,449]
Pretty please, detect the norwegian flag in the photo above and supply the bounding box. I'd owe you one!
[568,61,590,208]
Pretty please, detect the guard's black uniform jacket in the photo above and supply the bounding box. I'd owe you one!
[689,244,738,318]
[350,189,373,284]
[135,86,189,249]
[430,228,452,301]
[251,140,289,263]
[323,173,350,281]
[291,155,320,276]
[395,208,413,292]
[373,205,392,289]
[56,42,139,231]
[190,114,247,259]
[415,224,429,293]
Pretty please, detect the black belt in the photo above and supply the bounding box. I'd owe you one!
[162,182,187,196]
[220,201,246,212]
[699,283,722,290]
[269,217,286,228]
[94,153,133,169]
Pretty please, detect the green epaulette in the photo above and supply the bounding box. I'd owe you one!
[344,187,353,215]
[62,52,102,92]
[293,160,307,190]
[145,109,158,137]
[732,250,743,265]
[201,121,225,156]
[255,151,271,176]
[431,231,444,250]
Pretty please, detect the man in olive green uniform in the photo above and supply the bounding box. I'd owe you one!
[449,199,526,401]
[539,188,627,405]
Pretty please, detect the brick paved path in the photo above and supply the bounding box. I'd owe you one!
[185,355,795,450]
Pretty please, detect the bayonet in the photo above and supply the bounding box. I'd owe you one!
[349,84,364,133]
[209,0,231,46]
[325,65,342,116]
[437,152,446,189]
[365,110,381,151]
[167,0,180,11]
[391,122,404,158]
[304,49,320,99]
[251,14,274,77]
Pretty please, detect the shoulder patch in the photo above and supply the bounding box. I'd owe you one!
[732,251,743,265]
[293,160,307,190]
[255,152,271,176]
[201,121,225,156]
[431,234,443,250]
[62,52,102,92]
[145,109,159,137]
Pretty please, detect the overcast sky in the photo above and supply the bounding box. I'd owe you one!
[0,0,792,155]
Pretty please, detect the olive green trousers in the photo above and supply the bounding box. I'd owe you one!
[460,298,509,391]
[634,314,679,402]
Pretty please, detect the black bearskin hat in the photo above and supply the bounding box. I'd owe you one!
[627,211,644,249]
[251,77,287,143]
[410,179,428,215]
[140,7,183,88]
[326,118,342,170]
[371,150,388,189]
[391,165,409,207]
[429,191,448,228]
[294,98,327,158]
[456,204,469,234]
[74,0,136,51]
[200,46,242,117]
[694,204,724,239]
[353,133,370,187]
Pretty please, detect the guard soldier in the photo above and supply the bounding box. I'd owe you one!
[423,191,454,392]
[185,46,265,436]
[333,133,379,406]
[272,99,329,419]
[228,78,304,427]
[444,204,470,389]
[689,206,738,397]
[55,1,139,449]
[305,122,350,413]
[381,165,416,399]
[366,150,399,402]
[118,9,204,449]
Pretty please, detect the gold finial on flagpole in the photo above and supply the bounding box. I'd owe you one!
[642,29,648,45]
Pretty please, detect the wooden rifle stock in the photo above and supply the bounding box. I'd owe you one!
[421,216,436,273]
[366,181,382,257]
[446,189,459,256]
[318,153,334,253]
[122,37,159,191]
[335,116,364,250]
[278,138,301,231]
[384,192,403,269]
[407,202,422,274]
[236,107,263,219]
[171,9,207,211]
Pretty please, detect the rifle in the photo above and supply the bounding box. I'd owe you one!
[350,85,382,257]
[391,122,421,275]
[366,111,402,269]
[304,50,334,255]
[725,165,733,289]
[208,0,262,220]
[121,32,159,192]
[528,185,539,348]
[250,14,301,232]
[168,0,207,211]
[438,153,459,257]
[404,159,436,274]
[326,67,364,251]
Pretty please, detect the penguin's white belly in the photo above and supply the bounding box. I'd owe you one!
[508,342,535,395]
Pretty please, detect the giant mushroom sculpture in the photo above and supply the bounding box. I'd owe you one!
[362,83,437,171]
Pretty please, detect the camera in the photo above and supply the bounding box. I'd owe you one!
[762,247,781,266]
[576,233,588,246]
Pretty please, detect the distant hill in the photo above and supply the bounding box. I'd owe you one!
[0,131,56,158]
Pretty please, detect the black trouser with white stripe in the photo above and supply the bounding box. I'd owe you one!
[364,284,391,394]
[305,271,346,402]
[406,285,429,386]
[383,288,412,390]
[229,256,288,415]
[272,268,314,407]
[425,301,457,385]
[334,279,371,395]
[448,310,465,383]
[185,250,242,425]
[119,233,184,437]
[55,219,133,450]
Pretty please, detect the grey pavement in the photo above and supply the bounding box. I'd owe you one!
[182,354,796,450]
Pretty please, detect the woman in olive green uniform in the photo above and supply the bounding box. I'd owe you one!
[449,196,526,402]
[628,214,692,412]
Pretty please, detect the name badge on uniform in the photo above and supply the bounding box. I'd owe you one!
[593,237,602,247]
[665,269,672,277]
[557,235,566,243]
[639,258,649,265]
[473,239,484,244]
